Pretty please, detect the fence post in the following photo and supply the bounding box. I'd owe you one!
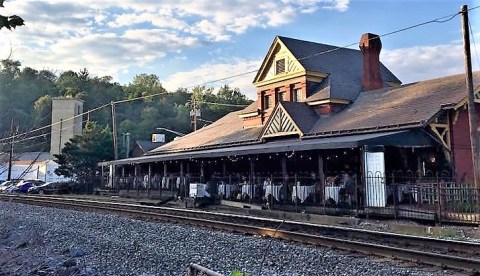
[436,173,442,226]
[392,172,398,220]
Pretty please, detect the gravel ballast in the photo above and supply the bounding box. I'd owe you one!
[0,201,446,275]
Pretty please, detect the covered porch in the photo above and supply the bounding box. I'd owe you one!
[98,129,479,224]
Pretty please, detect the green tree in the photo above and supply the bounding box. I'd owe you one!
[54,121,113,191]
[0,1,24,30]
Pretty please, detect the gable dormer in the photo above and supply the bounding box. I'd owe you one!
[253,40,304,86]
[241,36,326,128]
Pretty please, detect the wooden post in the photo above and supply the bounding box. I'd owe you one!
[282,157,287,203]
[121,166,125,191]
[318,153,325,204]
[111,102,118,160]
[461,5,480,188]
[134,164,139,199]
[180,161,185,199]
[101,165,104,188]
[162,162,167,198]
[148,163,152,197]
[250,158,255,200]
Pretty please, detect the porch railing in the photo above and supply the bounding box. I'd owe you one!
[102,170,480,224]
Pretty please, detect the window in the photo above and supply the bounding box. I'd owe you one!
[264,95,272,109]
[279,92,286,101]
[295,89,302,102]
[275,59,285,75]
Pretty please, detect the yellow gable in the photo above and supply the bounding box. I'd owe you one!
[253,38,305,87]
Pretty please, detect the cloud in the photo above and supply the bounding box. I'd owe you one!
[381,43,480,84]
[162,59,261,99]
[0,0,349,83]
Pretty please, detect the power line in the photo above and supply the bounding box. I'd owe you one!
[0,102,111,144]
[179,6,477,88]
[297,11,461,61]
[468,19,480,71]
[1,6,478,144]
[200,101,249,107]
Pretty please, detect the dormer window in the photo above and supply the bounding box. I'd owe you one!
[264,95,272,109]
[294,88,302,102]
[275,59,285,75]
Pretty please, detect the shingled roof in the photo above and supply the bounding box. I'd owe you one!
[149,110,262,154]
[305,71,480,137]
[280,101,318,134]
[147,71,478,155]
[278,36,401,102]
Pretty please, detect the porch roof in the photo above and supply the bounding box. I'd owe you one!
[99,129,435,166]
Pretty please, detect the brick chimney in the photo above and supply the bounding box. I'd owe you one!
[359,33,383,91]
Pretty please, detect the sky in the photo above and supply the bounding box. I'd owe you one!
[0,0,479,99]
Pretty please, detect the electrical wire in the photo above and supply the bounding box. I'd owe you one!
[0,102,111,144]
[0,6,478,144]
[468,20,480,72]
[199,101,249,107]
[467,18,480,93]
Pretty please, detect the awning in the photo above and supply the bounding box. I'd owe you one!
[99,129,436,166]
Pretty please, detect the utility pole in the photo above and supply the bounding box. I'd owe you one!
[110,101,118,189]
[461,5,480,188]
[58,119,63,154]
[191,99,198,131]
[124,132,130,158]
[111,101,118,160]
[7,119,16,181]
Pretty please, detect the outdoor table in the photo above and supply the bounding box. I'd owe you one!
[218,184,236,199]
[292,185,315,203]
[241,184,254,198]
[264,185,282,201]
[324,186,341,203]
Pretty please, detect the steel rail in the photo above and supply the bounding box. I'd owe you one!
[2,194,480,273]
[11,194,478,255]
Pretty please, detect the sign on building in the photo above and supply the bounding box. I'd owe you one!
[151,133,165,143]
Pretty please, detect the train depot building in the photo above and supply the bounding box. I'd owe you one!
[100,33,480,223]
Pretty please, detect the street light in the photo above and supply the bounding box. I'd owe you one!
[156,127,186,137]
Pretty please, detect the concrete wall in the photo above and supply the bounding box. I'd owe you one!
[50,98,84,156]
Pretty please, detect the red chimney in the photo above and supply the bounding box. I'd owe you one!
[359,33,383,91]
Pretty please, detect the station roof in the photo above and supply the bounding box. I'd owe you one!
[99,129,435,166]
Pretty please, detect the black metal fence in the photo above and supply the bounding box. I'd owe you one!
[362,170,479,224]
[103,170,479,224]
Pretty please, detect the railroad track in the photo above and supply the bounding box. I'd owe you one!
[1,194,480,274]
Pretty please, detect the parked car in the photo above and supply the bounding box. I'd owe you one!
[13,180,46,193]
[28,182,72,195]
[0,180,20,193]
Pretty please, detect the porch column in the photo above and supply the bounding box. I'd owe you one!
[162,162,167,198]
[148,163,152,197]
[121,166,125,191]
[101,165,105,188]
[200,162,205,183]
[180,161,186,199]
[318,153,325,203]
[282,157,288,203]
[249,158,255,183]
[222,162,227,177]
[134,164,139,199]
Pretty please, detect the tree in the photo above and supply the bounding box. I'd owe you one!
[0,1,24,30]
[54,121,113,191]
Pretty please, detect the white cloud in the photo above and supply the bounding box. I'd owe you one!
[0,0,350,82]
[162,59,261,99]
[381,43,480,84]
